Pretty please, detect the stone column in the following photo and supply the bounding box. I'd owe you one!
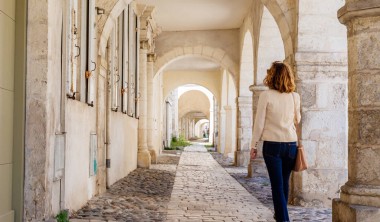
[184,117,188,140]
[235,96,253,166]
[189,119,194,139]
[165,100,172,146]
[333,2,380,221]
[214,103,219,148]
[292,0,348,207]
[173,90,179,138]
[209,108,214,144]
[137,43,151,168]
[224,105,234,157]
[247,85,268,177]
[218,109,226,153]
[147,53,157,163]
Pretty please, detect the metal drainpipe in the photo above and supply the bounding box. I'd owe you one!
[106,73,111,189]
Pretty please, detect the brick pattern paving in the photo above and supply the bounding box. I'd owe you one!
[166,145,274,222]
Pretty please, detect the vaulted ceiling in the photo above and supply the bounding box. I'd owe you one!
[136,0,253,31]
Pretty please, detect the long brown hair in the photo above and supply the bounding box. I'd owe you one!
[263,61,296,93]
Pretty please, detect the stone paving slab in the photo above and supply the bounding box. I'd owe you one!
[211,152,333,222]
[183,146,208,153]
[166,145,274,222]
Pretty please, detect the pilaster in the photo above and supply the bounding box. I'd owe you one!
[147,53,157,164]
[137,44,151,168]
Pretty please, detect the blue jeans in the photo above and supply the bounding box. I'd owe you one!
[263,141,297,222]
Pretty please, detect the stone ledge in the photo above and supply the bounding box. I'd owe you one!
[338,0,380,24]
[249,85,268,92]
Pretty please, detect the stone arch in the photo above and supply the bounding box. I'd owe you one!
[98,0,133,57]
[166,83,216,106]
[239,31,254,97]
[256,6,285,84]
[154,46,239,84]
[260,0,294,62]
[195,119,210,138]
[178,90,210,119]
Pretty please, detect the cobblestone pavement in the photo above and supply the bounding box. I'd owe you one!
[211,152,332,222]
[70,153,180,222]
[166,145,274,222]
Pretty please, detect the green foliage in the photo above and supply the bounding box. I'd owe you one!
[170,135,191,149]
[56,210,69,222]
[164,146,181,150]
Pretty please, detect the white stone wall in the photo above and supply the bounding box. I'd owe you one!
[292,0,348,207]
[107,113,138,185]
[23,0,143,219]
[163,70,222,105]
[154,30,240,83]
[257,7,285,84]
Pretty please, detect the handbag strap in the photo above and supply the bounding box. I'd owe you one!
[291,93,301,146]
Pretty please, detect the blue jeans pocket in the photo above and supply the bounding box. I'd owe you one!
[263,142,281,157]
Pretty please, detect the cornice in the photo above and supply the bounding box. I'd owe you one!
[338,0,380,24]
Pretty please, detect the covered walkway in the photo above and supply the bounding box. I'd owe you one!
[71,145,334,221]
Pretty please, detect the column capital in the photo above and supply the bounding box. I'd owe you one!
[147,53,156,62]
[249,85,268,92]
[338,0,380,24]
[140,40,149,50]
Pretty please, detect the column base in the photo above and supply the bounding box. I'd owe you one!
[137,150,151,168]
[148,148,157,164]
[247,157,268,178]
[332,198,380,222]
[235,150,250,167]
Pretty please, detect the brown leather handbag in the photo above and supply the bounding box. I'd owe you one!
[292,93,308,172]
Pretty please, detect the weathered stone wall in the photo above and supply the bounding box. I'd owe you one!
[24,0,61,219]
[292,0,348,207]
[333,1,380,221]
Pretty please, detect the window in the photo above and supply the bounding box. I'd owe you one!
[85,0,96,106]
[66,0,79,99]
[110,9,129,113]
[108,5,139,117]
[128,6,140,118]
[66,0,96,105]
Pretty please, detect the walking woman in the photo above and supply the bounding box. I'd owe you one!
[250,61,301,222]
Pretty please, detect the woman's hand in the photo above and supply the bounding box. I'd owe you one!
[250,148,257,160]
